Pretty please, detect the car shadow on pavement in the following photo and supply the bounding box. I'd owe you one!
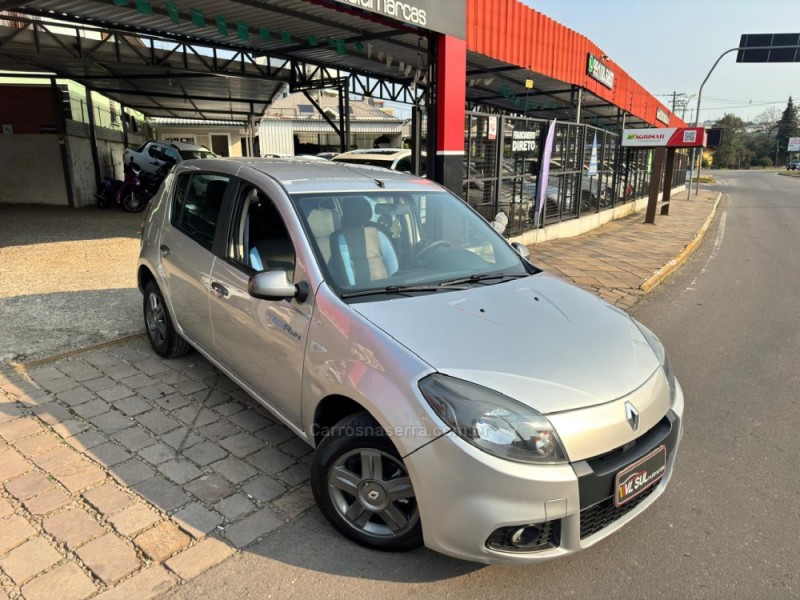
[0,337,481,597]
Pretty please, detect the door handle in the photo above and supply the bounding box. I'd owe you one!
[211,282,229,297]
[159,244,170,256]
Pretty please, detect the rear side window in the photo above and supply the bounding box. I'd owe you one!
[170,172,230,250]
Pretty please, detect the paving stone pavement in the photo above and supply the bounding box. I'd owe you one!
[0,192,721,598]
[527,190,720,309]
[0,337,316,599]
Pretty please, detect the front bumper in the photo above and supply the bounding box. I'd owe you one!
[404,379,684,565]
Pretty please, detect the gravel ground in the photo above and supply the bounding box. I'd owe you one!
[0,204,145,364]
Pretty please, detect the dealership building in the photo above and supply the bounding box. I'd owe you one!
[0,0,685,237]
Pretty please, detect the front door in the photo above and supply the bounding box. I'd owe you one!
[208,179,312,428]
[210,134,230,157]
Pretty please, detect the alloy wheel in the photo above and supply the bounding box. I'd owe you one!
[328,448,418,538]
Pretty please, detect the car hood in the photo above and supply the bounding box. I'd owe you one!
[352,273,660,414]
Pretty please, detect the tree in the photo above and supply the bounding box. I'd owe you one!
[711,114,747,169]
[775,97,800,166]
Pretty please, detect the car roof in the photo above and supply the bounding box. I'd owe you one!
[154,140,210,151]
[333,148,411,161]
[176,157,439,194]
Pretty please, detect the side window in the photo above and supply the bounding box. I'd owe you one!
[230,184,296,280]
[163,147,180,164]
[395,157,411,172]
[170,172,229,250]
[147,144,162,159]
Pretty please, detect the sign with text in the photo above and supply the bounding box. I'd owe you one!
[331,0,466,39]
[788,137,800,152]
[587,53,614,89]
[511,128,537,153]
[622,127,706,148]
[656,107,670,125]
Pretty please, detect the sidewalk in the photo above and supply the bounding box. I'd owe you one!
[528,190,721,309]
[0,192,722,599]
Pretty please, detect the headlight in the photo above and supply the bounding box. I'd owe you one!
[419,374,567,465]
[633,320,676,401]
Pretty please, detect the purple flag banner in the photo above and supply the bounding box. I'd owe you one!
[535,119,557,226]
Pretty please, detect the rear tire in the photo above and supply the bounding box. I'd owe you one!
[311,412,423,552]
[97,189,111,208]
[143,281,191,358]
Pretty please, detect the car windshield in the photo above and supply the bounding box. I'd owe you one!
[179,149,215,160]
[291,189,529,297]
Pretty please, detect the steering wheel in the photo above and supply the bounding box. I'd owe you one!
[415,240,453,264]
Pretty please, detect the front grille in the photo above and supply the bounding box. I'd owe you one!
[579,482,658,539]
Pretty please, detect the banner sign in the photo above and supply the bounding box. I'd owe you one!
[535,119,557,226]
[788,137,800,151]
[622,127,706,148]
[588,133,598,176]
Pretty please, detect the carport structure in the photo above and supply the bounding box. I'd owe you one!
[0,0,469,194]
[1,0,686,225]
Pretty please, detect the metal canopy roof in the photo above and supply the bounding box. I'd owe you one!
[465,52,648,130]
[1,0,657,126]
[1,1,432,110]
[0,17,291,118]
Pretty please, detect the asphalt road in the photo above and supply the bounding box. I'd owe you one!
[163,171,799,600]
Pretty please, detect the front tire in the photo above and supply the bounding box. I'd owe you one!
[311,412,423,552]
[143,281,191,358]
[123,190,148,213]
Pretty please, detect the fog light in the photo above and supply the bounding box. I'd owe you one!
[486,520,560,553]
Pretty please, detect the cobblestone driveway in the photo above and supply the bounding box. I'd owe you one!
[1,338,315,599]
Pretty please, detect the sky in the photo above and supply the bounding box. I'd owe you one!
[525,0,800,125]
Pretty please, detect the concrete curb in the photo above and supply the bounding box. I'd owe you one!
[640,192,723,294]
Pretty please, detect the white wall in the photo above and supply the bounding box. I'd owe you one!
[258,121,294,156]
[0,135,68,206]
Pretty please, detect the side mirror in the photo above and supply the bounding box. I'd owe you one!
[248,270,308,302]
[511,242,530,260]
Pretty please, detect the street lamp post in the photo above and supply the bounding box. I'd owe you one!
[687,42,800,197]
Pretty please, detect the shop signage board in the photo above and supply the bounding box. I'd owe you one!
[622,127,706,148]
[586,53,614,89]
[331,0,466,39]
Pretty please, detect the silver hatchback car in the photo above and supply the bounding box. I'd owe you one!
[137,158,683,564]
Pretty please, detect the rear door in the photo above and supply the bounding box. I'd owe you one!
[208,177,313,428]
[159,171,232,352]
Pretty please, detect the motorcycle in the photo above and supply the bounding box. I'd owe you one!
[96,161,149,213]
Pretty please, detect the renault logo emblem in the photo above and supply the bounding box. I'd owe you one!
[625,402,640,432]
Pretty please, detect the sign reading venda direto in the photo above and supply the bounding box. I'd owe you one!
[332,0,466,39]
[622,127,707,148]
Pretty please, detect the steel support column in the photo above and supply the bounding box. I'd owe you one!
[661,147,676,215]
[645,147,666,224]
[51,78,75,208]
[84,88,102,188]
[433,34,466,194]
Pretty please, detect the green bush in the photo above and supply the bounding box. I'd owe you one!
[754,156,773,167]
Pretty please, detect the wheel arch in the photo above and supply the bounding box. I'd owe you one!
[312,394,370,447]
[137,265,157,294]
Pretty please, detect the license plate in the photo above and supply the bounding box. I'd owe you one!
[614,445,667,507]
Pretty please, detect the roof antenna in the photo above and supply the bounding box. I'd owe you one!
[375,178,386,188]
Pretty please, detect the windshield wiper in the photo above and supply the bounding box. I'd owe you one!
[439,273,530,287]
[341,284,470,299]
